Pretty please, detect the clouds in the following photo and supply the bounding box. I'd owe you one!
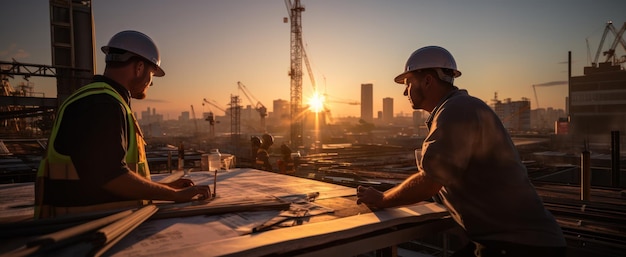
[0,44,31,60]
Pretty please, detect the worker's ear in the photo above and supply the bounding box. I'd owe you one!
[423,73,433,89]
[133,60,145,77]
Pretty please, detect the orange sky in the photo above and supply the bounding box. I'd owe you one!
[2,1,625,119]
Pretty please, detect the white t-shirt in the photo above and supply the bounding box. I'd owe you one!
[420,89,565,246]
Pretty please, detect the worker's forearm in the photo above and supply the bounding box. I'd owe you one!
[381,172,442,208]
[103,172,177,201]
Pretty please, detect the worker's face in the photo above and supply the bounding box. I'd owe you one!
[129,61,155,100]
[403,72,429,110]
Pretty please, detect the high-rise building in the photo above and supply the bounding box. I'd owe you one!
[272,99,290,120]
[361,83,373,123]
[179,111,190,122]
[493,98,531,132]
[382,97,394,123]
[570,62,626,137]
[140,107,163,124]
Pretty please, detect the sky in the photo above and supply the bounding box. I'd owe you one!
[1,0,626,120]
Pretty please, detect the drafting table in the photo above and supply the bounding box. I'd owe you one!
[0,168,453,256]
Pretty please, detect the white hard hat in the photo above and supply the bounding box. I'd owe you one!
[101,30,165,77]
[394,46,461,84]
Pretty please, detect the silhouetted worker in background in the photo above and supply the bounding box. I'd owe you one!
[34,30,210,219]
[177,141,185,171]
[250,136,262,165]
[255,133,274,171]
[277,143,295,174]
[356,46,566,257]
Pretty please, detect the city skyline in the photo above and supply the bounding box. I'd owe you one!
[1,1,625,119]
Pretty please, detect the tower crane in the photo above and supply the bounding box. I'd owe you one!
[591,21,626,67]
[202,98,227,138]
[285,0,305,148]
[237,81,267,132]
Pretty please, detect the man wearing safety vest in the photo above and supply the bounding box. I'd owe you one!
[35,30,211,219]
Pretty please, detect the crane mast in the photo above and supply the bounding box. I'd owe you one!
[190,105,199,136]
[203,98,227,138]
[286,0,305,148]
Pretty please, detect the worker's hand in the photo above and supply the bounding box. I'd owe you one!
[175,185,211,202]
[164,178,195,189]
[356,185,384,208]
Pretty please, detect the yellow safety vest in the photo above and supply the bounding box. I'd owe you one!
[34,82,150,219]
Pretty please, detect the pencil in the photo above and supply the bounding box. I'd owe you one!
[212,170,217,198]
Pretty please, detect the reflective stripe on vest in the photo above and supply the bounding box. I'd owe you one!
[35,82,150,219]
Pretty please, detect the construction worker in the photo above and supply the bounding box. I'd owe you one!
[356,46,566,256]
[255,133,274,171]
[34,30,210,219]
[277,143,295,174]
[250,136,262,166]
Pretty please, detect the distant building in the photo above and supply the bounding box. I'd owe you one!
[531,108,566,131]
[179,111,190,122]
[493,98,531,132]
[570,62,626,138]
[361,83,373,123]
[137,107,164,137]
[412,110,427,136]
[272,99,290,120]
[382,97,393,123]
[139,107,163,125]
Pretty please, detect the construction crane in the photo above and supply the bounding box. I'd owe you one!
[237,81,267,132]
[324,94,360,106]
[591,21,626,67]
[190,105,199,136]
[532,81,568,131]
[532,85,540,109]
[202,98,227,138]
[532,80,568,109]
[285,0,305,148]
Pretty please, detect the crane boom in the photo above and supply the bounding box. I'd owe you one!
[237,81,266,113]
[532,85,539,109]
[531,81,568,109]
[190,105,199,136]
[593,22,612,66]
[301,43,316,92]
[237,81,267,132]
[592,21,626,66]
[605,22,626,63]
[202,98,227,114]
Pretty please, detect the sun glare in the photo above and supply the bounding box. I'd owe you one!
[308,92,325,113]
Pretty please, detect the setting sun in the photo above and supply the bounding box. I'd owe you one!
[307,92,325,113]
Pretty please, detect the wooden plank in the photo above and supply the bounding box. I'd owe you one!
[26,209,133,247]
[93,205,159,257]
[0,209,130,238]
[152,199,291,220]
